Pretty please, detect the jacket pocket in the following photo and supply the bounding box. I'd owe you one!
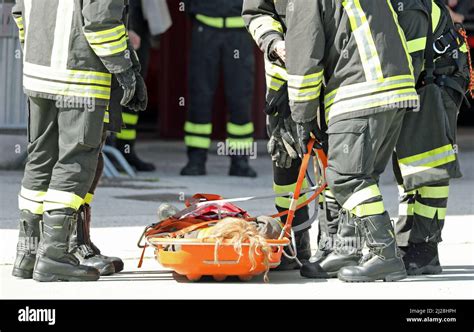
[327,119,369,175]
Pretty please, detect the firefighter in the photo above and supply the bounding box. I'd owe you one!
[392,0,470,275]
[114,0,169,172]
[180,0,257,178]
[11,0,146,282]
[283,0,420,282]
[243,0,357,271]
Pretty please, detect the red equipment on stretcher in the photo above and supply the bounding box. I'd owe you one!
[137,138,328,281]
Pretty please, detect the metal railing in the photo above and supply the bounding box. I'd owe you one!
[0,0,27,130]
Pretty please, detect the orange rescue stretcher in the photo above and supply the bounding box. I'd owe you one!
[137,138,328,281]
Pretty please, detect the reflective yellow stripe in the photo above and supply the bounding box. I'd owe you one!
[20,187,46,202]
[274,180,309,209]
[399,154,457,177]
[122,113,139,126]
[325,188,335,198]
[399,144,455,166]
[352,201,385,217]
[267,75,286,91]
[343,184,382,211]
[89,36,128,57]
[248,16,284,42]
[83,193,94,205]
[343,0,384,80]
[83,25,126,43]
[227,123,254,136]
[460,43,468,53]
[407,37,427,54]
[387,0,415,76]
[265,59,288,81]
[116,128,137,141]
[326,88,418,121]
[18,196,43,215]
[185,136,211,149]
[325,75,415,107]
[226,138,254,149]
[23,62,112,86]
[273,180,309,194]
[418,186,450,199]
[399,202,414,217]
[23,76,111,100]
[195,14,245,29]
[44,189,84,211]
[184,122,212,135]
[104,111,110,124]
[414,201,446,220]
[13,16,25,40]
[432,1,442,31]
[288,72,324,103]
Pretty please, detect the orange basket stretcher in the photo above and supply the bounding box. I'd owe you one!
[137,138,328,282]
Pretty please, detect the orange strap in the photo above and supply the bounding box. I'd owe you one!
[458,27,474,98]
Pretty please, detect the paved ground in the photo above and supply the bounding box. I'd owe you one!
[0,129,473,299]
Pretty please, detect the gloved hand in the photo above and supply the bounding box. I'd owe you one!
[127,72,148,112]
[293,118,327,155]
[267,116,300,168]
[115,68,137,107]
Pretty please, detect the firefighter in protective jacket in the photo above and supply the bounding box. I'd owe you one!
[11,0,146,282]
[284,0,419,282]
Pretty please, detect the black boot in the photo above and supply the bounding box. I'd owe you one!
[229,156,257,178]
[33,210,100,282]
[403,242,442,275]
[69,206,116,276]
[180,148,207,176]
[83,205,124,273]
[116,139,156,172]
[274,230,311,271]
[301,211,362,278]
[338,212,407,282]
[12,211,41,279]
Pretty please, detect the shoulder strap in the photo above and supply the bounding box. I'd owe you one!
[422,0,435,84]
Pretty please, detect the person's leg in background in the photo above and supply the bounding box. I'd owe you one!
[69,127,124,275]
[13,97,58,279]
[328,110,407,282]
[392,153,416,254]
[272,160,311,270]
[402,181,449,275]
[33,102,106,282]
[222,28,257,177]
[181,23,222,176]
[115,30,155,171]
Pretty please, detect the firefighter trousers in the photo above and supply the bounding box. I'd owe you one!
[393,156,449,246]
[325,109,406,220]
[185,23,255,151]
[19,97,105,215]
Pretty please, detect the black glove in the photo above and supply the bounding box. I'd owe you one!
[267,115,299,168]
[115,68,137,107]
[127,72,148,112]
[294,118,327,155]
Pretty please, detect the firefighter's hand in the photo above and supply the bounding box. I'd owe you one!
[127,73,148,112]
[129,30,141,50]
[272,40,286,62]
[295,118,325,155]
[115,68,137,107]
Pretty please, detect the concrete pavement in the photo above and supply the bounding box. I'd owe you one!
[1,129,473,299]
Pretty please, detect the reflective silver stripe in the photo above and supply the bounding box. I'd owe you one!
[327,88,418,121]
[325,75,415,109]
[249,16,283,42]
[23,76,111,100]
[51,0,74,69]
[23,62,111,86]
[402,149,456,168]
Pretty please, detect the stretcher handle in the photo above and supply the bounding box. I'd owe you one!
[280,137,327,239]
